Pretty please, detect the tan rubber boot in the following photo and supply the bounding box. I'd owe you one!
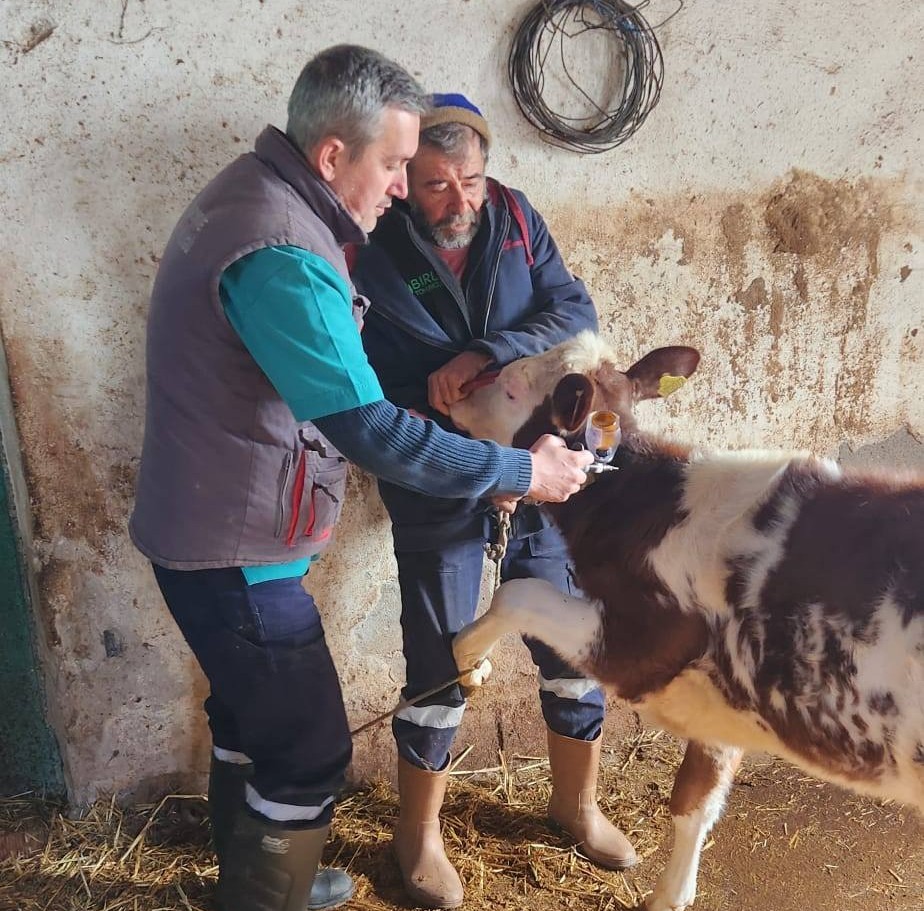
[547,729,639,870]
[393,756,464,908]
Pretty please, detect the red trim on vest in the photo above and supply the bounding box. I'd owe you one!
[285,452,307,547]
[302,485,317,538]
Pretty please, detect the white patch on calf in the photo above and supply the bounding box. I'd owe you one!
[647,748,740,911]
[450,331,611,443]
[853,596,924,804]
[769,687,787,714]
[641,669,783,755]
[452,578,603,685]
[646,449,797,620]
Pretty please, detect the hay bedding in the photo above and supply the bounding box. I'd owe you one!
[1,732,921,911]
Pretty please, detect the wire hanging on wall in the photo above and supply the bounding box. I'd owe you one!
[508,0,682,154]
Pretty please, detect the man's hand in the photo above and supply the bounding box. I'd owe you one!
[490,494,518,514]
[428,350,492,416]
[526,435,593,503]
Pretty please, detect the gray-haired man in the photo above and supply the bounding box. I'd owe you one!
[130,46,593,911]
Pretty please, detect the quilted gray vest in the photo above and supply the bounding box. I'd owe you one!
[130,126,367,569]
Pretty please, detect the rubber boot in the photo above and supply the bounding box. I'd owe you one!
[216,813,332,911]
[547,729,639,870]
[209,756,353,910]
[393,756,464,908]
[208,754,253,860]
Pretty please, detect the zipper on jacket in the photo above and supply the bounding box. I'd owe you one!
[481,207,511,336]
[275,451,295,538]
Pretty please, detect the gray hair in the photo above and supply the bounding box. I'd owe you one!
[420,122,490,165]
[286,45,427,159]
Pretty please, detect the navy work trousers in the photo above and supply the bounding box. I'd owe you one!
[152,565,351,828]
[392,523,606,770]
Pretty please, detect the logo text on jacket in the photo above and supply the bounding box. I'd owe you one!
[407,270,444,297]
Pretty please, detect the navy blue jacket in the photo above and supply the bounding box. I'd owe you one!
[353,179,598,549]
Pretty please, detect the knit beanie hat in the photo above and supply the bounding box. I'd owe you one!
[420,92,492,148]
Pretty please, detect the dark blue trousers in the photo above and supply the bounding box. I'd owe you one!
[152,565,351,828]
[392,524,606,770]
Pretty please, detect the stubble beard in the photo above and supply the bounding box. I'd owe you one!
[410,204,483,250]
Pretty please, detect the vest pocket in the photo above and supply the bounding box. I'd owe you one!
[280,450,347,547]
[307,455,347,543]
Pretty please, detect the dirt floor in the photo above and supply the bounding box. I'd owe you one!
[1,730,921,911]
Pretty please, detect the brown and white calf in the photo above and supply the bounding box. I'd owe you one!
[449,332,924,911]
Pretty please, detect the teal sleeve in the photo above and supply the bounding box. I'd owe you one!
[220,245,384,421]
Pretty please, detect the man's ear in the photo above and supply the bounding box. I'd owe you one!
[626,346,700,402]
[312,136,346,182]
[551,374,595,433]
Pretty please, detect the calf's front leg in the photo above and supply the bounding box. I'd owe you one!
[646,741,743,911]
[452,578,602,686]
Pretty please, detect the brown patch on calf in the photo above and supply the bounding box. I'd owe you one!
[869,692,899,716]
[669,743,742,817]
[512,397,558,451]
[757,466,924,630]
[547,443,709,701]
[733,460,924,778]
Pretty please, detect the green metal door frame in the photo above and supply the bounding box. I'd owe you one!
[0,335,64,796]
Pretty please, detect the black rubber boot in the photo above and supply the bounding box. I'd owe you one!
[216,815,333,911]
[208,754,253,860]
[209,756,354,910]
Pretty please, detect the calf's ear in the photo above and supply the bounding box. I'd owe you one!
[551,374,595,432]
[626,346,700,402]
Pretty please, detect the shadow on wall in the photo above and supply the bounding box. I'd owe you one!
[838,426,924,472]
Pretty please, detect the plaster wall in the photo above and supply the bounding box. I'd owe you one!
[0,0,921,803]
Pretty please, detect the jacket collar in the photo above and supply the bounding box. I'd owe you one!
[254,125,366,247]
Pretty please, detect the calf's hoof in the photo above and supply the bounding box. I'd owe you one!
[458,656,492,689]
[452,630,492,687]
[644,891,696,911]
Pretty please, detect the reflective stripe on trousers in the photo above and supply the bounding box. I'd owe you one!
[154,564,351,827]
[392,528,605,771]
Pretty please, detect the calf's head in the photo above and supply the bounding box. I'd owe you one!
[450,332,701,447]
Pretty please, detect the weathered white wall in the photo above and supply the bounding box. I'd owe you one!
[0,0,921,804]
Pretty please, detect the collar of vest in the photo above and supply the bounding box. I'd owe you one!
[254,126,366,247]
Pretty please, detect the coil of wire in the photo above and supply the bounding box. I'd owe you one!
[508,0,676,154]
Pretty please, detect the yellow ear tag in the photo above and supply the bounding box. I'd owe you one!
[658,374,687,398]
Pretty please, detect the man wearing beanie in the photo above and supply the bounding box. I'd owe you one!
[352,93,638,908]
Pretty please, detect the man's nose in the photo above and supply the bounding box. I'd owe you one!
[390,167,408,199]
[446,184,466,214]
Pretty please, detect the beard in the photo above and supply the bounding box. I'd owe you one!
[410,204,483,250]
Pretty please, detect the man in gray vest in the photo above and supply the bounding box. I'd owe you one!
[130,45,592,911]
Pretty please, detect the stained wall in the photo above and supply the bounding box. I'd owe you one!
[0,0,920,802]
